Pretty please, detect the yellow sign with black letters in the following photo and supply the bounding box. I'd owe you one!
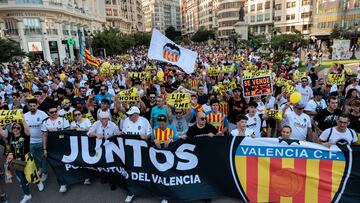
[0,110,23,125]
[118,88,139,102]
[167,93,191,109]
[328,73,345,85]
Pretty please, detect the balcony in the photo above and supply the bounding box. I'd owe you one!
[46,29,58,35]
[5,29,18,35]
[24,28,42,35]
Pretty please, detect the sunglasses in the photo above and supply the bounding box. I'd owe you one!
[199,117,206,121]
[150,97,156,99]
[12,127,21,130]
[301,81,308,83]
[175,112,183,114]
[100,89,106,91]
[48,111,57,114]
[74,113,81,116]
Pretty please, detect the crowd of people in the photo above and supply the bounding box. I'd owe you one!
[0,44,359,203]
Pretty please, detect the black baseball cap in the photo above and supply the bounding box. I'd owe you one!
[157,114,167,122]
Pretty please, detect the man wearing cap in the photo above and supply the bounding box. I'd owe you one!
[282,102,315,142]
[121,106,152,139]
[151,114,177,149]
[88,111,122,139]
[304,90,327,118]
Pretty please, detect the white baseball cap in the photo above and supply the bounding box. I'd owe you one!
[126,106,140,115]
[99,111,110,119]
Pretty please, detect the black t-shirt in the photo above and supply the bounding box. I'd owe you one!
[313,108,342,131]
[349,114,360,133]
[228,97,248,123]
[186,123,218,137]
[38,100,51,112]
[72,96,87,112]
[7,132,30,161]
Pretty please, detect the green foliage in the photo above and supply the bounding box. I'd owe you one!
[249,34,268,50]
[165,26,182,42]
[0,39,25,63]
[270,33,302,51]
[131,32,151,46]
[330,25,348,40]
[190,26,215,42]
[25,52,37,62]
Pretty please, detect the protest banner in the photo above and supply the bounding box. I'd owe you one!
[242,76,272,97]
[214,81,237,95]
[328,73,345,85]
[222,66,234,73]
[243,70,272,79]
[275,77,289,87]
[284,83,296,96]
[293,72,307,81]
[167,93,191,109]
[118,88,139,102]
[48,131,360,202]
[207,67,220,77]
[265,109,282,120]
[0,110,23,125]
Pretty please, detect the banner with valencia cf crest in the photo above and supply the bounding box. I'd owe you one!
[148,29,197,74]
[47,131,360,202]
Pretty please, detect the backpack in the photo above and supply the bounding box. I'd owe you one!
[325,127,355,143]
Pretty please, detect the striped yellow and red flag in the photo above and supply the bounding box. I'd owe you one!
[84,49,100,67]
[234,138,346,203]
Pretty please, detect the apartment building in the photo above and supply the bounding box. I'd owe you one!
[247,0,273,35]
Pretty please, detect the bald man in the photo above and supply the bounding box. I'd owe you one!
[184,112,220,138]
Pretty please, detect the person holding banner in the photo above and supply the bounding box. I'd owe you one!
[121,106,152,139]
[0,122,44,203]
[41,105,70,193]
[184,112,218,138]
[151,114,177,149]
[70,110,92,132]
[245,101,268,137]
[168,108,192,137]
[150,97,167,127]
[279,125,292,139]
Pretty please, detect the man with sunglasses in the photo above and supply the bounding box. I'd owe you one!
[41,105,70,193]
[282,103,314,142]
[143,92,157,121]
[296,77,313,106]
[168,108,193,137]
[185,112,219,138]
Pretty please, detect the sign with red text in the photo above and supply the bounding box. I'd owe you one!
[242,76,272,97]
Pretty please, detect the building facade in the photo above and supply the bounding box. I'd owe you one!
[180,0,200,37]
[105,0,144,34]
[0,0,106,63]
[273,0,313,35]
[198,0,217,30]
[312,0,360,38]
[142,0,181,33]
[247,0,273,35]
[216,0,245,39]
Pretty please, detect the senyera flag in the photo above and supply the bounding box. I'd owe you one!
[84,49,100,67]
[148,28,198,74]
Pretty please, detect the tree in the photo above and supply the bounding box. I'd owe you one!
[249,34,268,50]
[0,39,25,63]
[132,32,151,46]
[270,33,302,51]
[190,26,215,42]
[165,26,182,42]
[330,24,348,40]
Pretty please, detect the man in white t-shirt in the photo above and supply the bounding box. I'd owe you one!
[121,106,152,139]
[320,114,358,147]
[296,77,313,106]
[41,105,70,193]
[304,90,327,118]
[24,99,48,182]
[231,114,255,137]
[246,101,267,137]
[283,103,314,141]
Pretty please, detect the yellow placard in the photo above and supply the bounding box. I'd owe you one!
[118,87,139,102]
[84,112,96,123]
[222,66,235,73]
[167,93,191,109]
[293,72,307,81]
[284,83,296,96]
[243,70,272,79]
[25,73,34,80]
[328,73,345,85]
[275,77,289,87]
[266,109,283,120]
[207,67,221,76]
[61,111,74,122]
[214,81,237,95]
[145,65,156,71]
[24,153,40,184]
[129,72,149,81]
[344,68,353,75]
[0,110,23,125]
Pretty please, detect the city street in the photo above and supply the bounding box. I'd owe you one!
[2,169,240,203]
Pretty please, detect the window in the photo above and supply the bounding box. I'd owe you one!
[302,0,311,5]
[286,25,295,32]
[257,14,263,22]
[274,16,281,21]
[105,8,112,16]
[286,14,295,20]
[260,26,266,33]
[265,1,270,9]
[301,12,312,18]
[112,0,117,5]
[257,3,263,10]
[16,0,42,3]
[265,13,270,21]
[250,5,255,11]
[253,26,258,33]
[105,0,111,4]
[250,15,255,22]
[275,4,281,10]
[286,2,296,8]
[302,24,311,30]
